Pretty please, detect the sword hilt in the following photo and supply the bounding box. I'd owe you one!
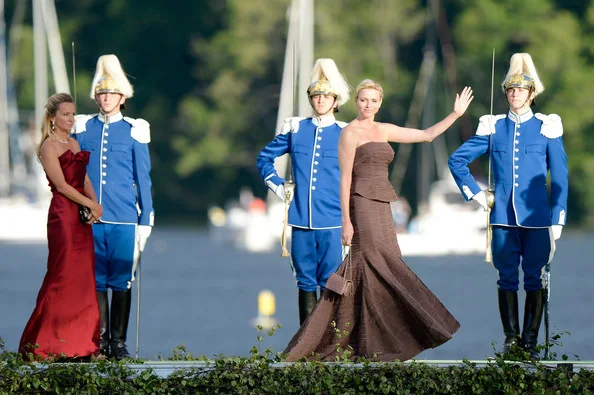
[485,189,495,209]
[284,180,296,203]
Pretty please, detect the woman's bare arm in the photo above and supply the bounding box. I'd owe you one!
[40,142,102,218]
[338,125,359,245]
[384,86,473,143]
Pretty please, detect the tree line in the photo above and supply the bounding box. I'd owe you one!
[5,0,594,226]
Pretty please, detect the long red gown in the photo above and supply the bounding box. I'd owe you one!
[19,150,100,361]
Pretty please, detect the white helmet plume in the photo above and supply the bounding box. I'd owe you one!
[90,54,134,99]
[502,53,545,96]
[307,58,351,106]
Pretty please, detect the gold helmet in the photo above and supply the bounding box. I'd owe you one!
[501,53,544,96]
[307,58,350,107]
[307,77,336,98]
[502,73,535,92]
[90,54,134,99]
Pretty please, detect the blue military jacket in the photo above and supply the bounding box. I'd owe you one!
[73,112,154,226]
[448,109,568,228]
[256,116,346,229]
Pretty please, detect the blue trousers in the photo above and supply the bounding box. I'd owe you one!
[290,227,342,292]
[492,226,552,292]
[93,223,136,292]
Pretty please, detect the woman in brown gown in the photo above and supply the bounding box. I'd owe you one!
[284,80,474,362]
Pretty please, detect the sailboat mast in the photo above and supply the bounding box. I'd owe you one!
[0,0,10,197]
[33,0,47,136]
[418,0,439,208]
[39,0,69,93]
[267,0,314,204]
[297,0,313,117]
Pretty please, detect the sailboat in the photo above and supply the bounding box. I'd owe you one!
[210,0,487,256]
[0,0,70,243]
[388,1,486,256]
[208,0,313,253]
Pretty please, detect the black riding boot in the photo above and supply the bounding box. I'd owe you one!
[97,291,110,357]
[110,289,132,360]
[298,290,318,325]
[521,289,545,360]
[498,289,521,353]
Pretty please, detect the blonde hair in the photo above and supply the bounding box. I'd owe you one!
[36,93,74,159]
[355,79,384,100]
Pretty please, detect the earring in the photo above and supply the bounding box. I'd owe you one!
[51,121,55,130]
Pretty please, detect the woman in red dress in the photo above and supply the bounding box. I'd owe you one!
[19,93,103,361]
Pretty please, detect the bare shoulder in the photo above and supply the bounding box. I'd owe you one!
[340,123,360,144]
[40,139,56,155]
[39,139,58,163]
[341,121,356,135]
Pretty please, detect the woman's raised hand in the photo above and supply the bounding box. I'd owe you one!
[453,86,474,117]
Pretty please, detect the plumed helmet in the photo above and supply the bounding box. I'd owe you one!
[90,54,134,99]
[501,53,544,96]
[307,58,350,107]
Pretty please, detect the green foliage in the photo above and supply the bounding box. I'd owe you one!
[4,0,594,223]
[2,332,594,394]
[453,0,594,225]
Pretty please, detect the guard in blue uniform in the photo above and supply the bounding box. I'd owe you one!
[448,53,568,359]
[257,58,350,324]
[73,54,154,359]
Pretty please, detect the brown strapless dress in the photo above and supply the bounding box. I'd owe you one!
[284,142,460,362]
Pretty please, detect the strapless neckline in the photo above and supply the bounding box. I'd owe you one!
[356,141,389,150]
[59,149,87,159]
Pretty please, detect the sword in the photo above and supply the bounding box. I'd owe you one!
[544,230,556,359]
[135,239,142,358]
[544,261,551,359]
[71,42,77,106]
[280,40,298,257]
[485,49,496,263]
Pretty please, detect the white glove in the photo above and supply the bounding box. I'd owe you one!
[265,179,286,202]
[137,225,152,252]
[273,183,286,202]
[472,190,488,211]
[551,225,562,240]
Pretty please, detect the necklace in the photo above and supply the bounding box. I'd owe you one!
[49,132,70,144]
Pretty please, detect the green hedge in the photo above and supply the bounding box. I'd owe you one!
[2,335,594,394]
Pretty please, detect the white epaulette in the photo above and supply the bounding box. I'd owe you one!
[124,117,151,143]
[72,114,96,134]
[475,114,506,136]
[534,113,563,139]
[336,121,348,128]
[279,117,306,135]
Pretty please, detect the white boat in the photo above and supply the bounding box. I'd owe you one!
[209,177,489,257]
[208,199,287,253]
[397,177,488,257]
[0,195,49,243]
[208,0,490,257]
[208,0,309,254]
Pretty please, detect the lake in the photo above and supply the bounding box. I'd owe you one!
[1,228,592,361]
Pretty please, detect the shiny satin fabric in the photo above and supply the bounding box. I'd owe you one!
[19,150,100,360]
